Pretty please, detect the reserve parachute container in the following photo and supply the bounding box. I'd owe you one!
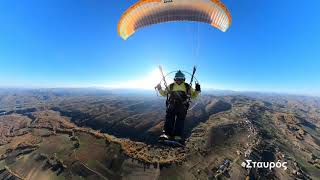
[118,0,232,40]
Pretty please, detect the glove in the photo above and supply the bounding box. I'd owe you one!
[195,83,201,92]
[156,83,162,90]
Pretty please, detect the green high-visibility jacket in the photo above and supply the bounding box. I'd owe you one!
[159,82,199,99]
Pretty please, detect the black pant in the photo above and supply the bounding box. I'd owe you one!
[164,103,188,137]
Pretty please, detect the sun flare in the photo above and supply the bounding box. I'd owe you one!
[105,68,166,90]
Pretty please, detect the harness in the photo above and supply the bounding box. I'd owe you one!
[166,83,191,108]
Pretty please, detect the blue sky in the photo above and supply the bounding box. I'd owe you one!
[0,0,320,95]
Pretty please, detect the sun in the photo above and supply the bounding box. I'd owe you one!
[149,68,163,83]
[104,68,166,90]
[137,68,163,90]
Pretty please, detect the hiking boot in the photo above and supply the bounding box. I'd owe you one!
[159,134,169,141]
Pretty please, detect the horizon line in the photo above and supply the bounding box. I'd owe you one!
[0,85,319,98]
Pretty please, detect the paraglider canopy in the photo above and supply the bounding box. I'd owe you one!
[118,0,232,40]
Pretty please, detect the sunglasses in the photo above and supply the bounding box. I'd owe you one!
[175,78,185,81]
